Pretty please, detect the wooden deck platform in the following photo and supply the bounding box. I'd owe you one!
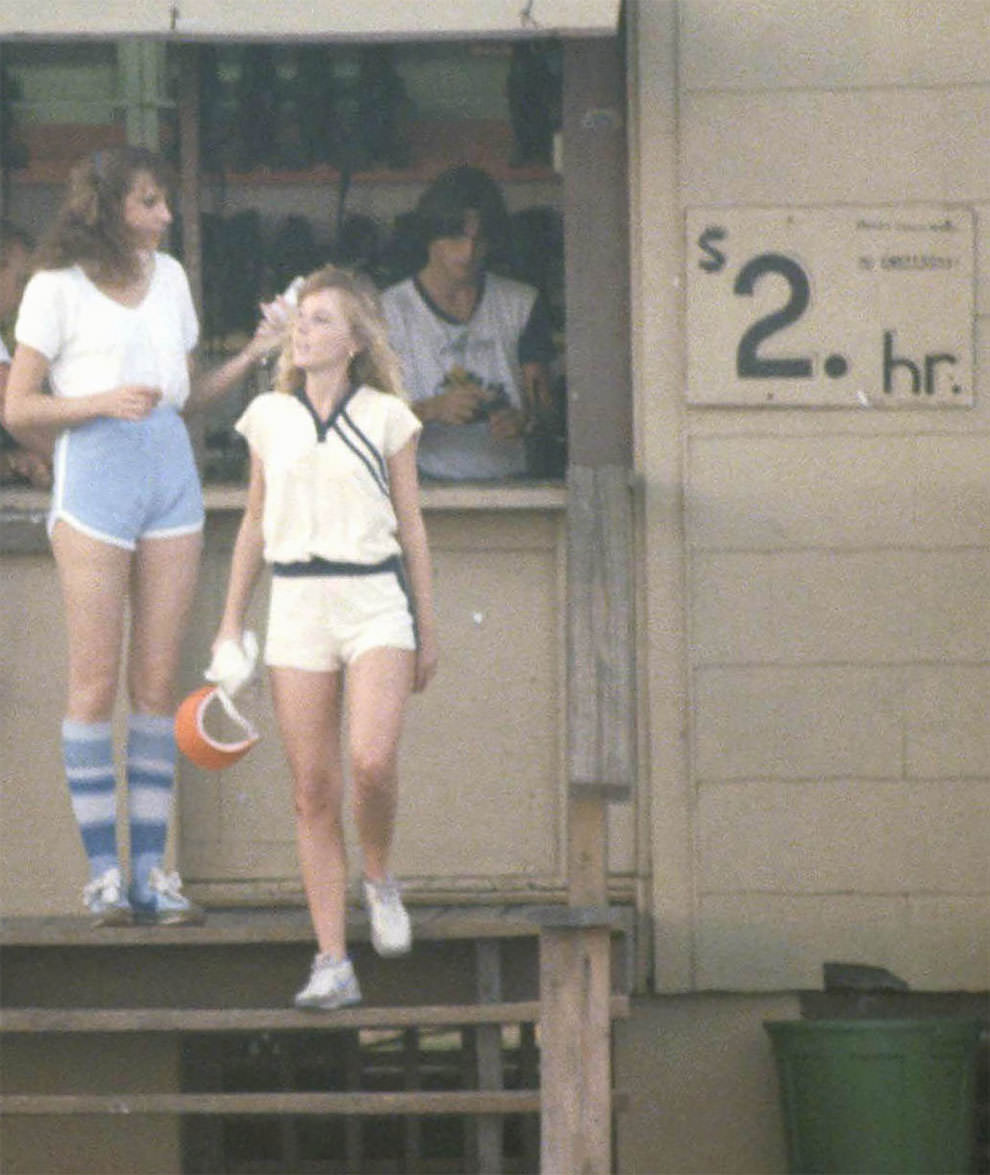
[0,904,553,948]
[0,996,629,1034]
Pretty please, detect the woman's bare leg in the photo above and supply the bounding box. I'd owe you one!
[127,531,202,715]
[346,647,415,883]
[124,531,204,915]
[50,522,131,722]
[50,522,132,903]
[270,666,348,958]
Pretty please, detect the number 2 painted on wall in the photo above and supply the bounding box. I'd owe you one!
[733,253,813,379]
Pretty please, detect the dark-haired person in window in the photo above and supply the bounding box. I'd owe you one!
[381,166,555,481]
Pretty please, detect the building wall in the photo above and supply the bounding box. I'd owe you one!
[0,498,639,914]
[615,993,797,1175]
[632,0,990,993]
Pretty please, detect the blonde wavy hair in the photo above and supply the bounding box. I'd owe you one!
[274,265,406,400]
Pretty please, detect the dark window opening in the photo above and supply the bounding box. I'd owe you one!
[181,1022,541,1174]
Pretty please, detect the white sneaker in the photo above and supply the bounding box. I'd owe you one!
[129,867,205,926]
[362,875,412,957]
[82,866,133,927]
[294,955,362,1010]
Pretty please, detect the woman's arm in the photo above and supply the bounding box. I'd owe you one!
[185,319,283,415]
[389,438,438,693]
[213,449,267,649]
[4,344,161,435]
[0,359,52,474]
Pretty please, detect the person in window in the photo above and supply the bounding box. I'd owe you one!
[4,147,279,927]
[212,265,437,1010]
[0,220,51,488]
[381,165,555,481]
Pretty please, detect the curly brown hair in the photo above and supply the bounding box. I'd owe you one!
[34,146,173,286]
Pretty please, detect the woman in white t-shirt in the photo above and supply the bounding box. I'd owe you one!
[213,265,438,1010]
[4,147,279,927]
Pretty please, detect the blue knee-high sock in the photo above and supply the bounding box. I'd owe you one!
[127,712,177,889]
[63,718,118,880]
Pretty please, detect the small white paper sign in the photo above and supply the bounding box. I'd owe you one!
[685,205,975,408]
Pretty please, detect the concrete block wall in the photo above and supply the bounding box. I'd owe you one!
[632,0,990,991]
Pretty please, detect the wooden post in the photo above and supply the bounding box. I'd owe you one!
[474,939,504,1174]
[175,45,207,473]
[402,1028,422,1171]
[344,1030,363,1169]
[540,925,613,1175]
[566,464,636,803]
[544,29,632,1175]
[176,45,203,314]
[540,463,635,1173]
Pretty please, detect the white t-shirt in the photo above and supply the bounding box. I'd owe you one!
[15,253,199,409]
[236,386,421,565]
[0,337,9,365]
[381,272,539,480]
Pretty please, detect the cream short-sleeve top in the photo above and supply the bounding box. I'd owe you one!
[236,385,421,566]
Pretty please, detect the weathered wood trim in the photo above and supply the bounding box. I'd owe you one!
[176,45,203,316]
[0,1090,543,1117]
[0,998,631,1034]
[567,464,636,791]
[474,940,505,1174]
[571,779,634,802]
[0,906,543,947]
[539,927,614,1175]
[563,37,632,466]
[524,905,627,931]
[568,793,609,906]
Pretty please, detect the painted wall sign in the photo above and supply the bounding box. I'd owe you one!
[685,205,975,408]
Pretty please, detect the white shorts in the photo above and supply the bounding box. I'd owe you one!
[265,564,416,673]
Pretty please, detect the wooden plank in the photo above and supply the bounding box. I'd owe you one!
[524,904,626,930]
[0,906,542,948]
[568,794,609,906]
[0,1001,547,1034]
[0,1090,543,1117]
[566,465,636,794]
[570,779,635,803]
[0,997,631,1034]
[563,38,632,467]
[540,927,613,1175]
[176,45,203,315]
[519,1021,541,1174]
[344,1030,363,1170]
[474,939,504,1175]
[402,1028,422,1170]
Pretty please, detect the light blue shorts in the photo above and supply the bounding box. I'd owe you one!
[50,406,204,550]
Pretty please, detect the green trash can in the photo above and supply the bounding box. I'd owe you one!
[765,1018,982,1175]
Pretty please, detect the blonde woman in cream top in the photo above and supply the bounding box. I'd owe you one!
[214,265,437,1011]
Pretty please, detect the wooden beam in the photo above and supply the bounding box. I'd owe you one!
[402,1028,422,1169]
[0,1001,547,1034]
[0,997,630,1034]
[176,45,203,316]
[524,905,626,931]
[568,794,609,906]
[567,465,636,796]
[539,927,614,1175]
[474,939,505,1174]
[563,38,631,466]
[0,1090,543,1117]
[0,906,543,948]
